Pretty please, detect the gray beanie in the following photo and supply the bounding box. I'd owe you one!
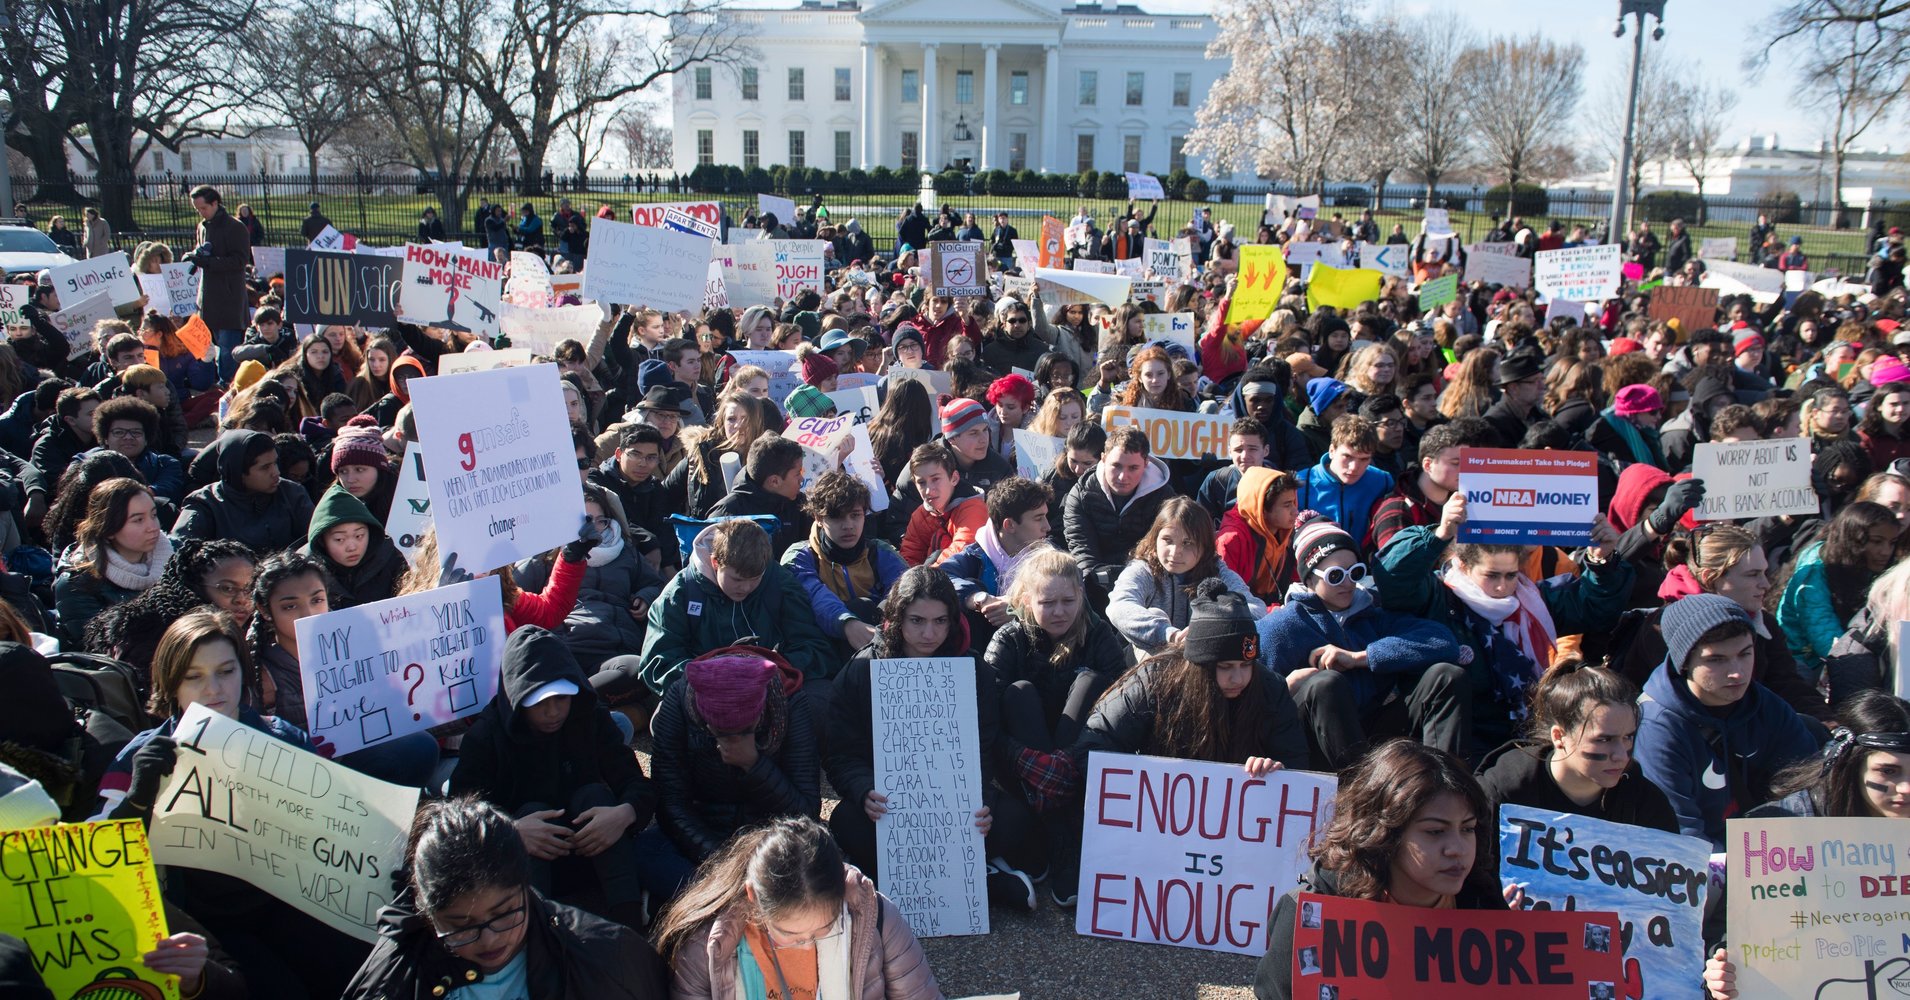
[1662,594,1751,672]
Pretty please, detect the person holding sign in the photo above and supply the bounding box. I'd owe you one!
[824,566,1038,910]
[1251,741,1511,1000]
[656,815,945,1000]
[342,796,668,1000]
[783,472,908,660]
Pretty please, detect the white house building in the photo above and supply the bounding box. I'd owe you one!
[66,129,351,178]
[1560,134,1910,207]
[669,0,1222,178]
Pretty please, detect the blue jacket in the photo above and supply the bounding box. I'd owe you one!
[1636,661,1820,851]
[940,541,1001,606]
[1775,541,1844,673]
[780,533,907,640]
[1256,585,1461,713]
[1293,453,1393,549]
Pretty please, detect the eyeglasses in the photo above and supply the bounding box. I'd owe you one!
[764,915,845,949]
[208,581,249,600]
[436,899,529,950]
[1313,563,1368,587]
[106,427,146,441]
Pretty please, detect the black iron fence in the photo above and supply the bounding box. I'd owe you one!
[13,171,1900,279]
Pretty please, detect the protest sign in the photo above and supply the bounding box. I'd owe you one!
[1078,754,1333,955]
[884,365,955,396]
[728,349,803,401]
[1700,237,1738,261]
[1545,297,1587,326]
[48,252,141,309]
[1114,257,1147,281]
[1035,266,1130,308]
[385,444,432,566]
[308,225,353,251]
[630,201,721,229]
[582,219,708,313]
[1102,405,1232,460]
[549,271,584,302]
[662,207,719,241]
[730,239,826,304]
[505,251,552,308]
[1290,893,1621,998]
[1535,244,1624,302]
[756,193,798,226]
[925,241,987,298]
[1039,216,1065,269]
[785,414,887,510]
[48,292,117,358]
[1457,448,1598,545]
[252,246,287,278]
[704,259,729,312]
[1142,312,1198,354]
[497,302,605,356]
[1124,172,1165,200]
[1899,623,1910,702]
[1727,816,1910,999]
[295,576,505,756]
[1690,439,1815,520]
[1071,259,1116,275]
[282,250,400,327]
[136,273,173,317]
[872,656,989,938]
[1014,429,1065,481]
[1131,279,1172,306]
[1424,207,1453,235]
[837,372,879,390]
[1305,264,1382,312]
[0,284,25,328]
[439,347,535,374]
[1700,259,1785,303]
[826,385,879,427]
[136,262,200,319]
[398,244,503,337]
[1282,242,1333,276]
[1500,804,1711,999]
[1,820,177,1000]
[408,363,587,572]
[1010,238,1037,269]
[1064,222,1091,251]
[152,702,420,942]
[1469,240,1519,257]
[1785,268,1811,294]
[1146,240,1179,278]
[1463,248,1534,290]
[1417,274,1460,310]
[1359,242,1408,278]
[1002,275,1035,300]
[1226,245,1289,325]
[1647,285,1720,334]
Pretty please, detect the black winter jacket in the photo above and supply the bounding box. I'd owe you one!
[172,429,315,553]
[650,671,820,862]
[706,473,811,556]
[983,614,1129,771]
[662,437,736,520]
[1475,738,1679,834]
[1063,455,1173,595]
[1076,658,1310,770]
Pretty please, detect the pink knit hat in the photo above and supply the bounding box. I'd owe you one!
[685,654,777,732]
[1871,356,1910,386]
[1614,384,1663,417]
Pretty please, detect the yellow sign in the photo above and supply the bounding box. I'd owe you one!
[1225,245,1288,326]
[1102,405,1233,460]
[0,820,178,1000]
[1305,263,1383,312]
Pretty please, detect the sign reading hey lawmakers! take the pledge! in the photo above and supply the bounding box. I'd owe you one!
[1457,448,1598,545]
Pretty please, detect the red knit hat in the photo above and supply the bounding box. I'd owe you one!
[800,351,839,387]
[941,397,988,437]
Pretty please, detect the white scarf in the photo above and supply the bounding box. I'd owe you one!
[974,521,1039,595]
[585,530,625,568]
[1442,557,1558,672]
[102,532,172,592]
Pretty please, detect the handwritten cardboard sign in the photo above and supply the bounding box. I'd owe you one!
[48,292,117,359]
[883,365,955,396]
[872,656,988,938]
[925,241,987,299]
[1500,804,1710,999]
[582,219,708,314]
[1647,285,1719,334]
[398,243,503,337]
[151,703,421,942]
[1102,405,1233,461]
[0,820,177,1000]
[1078,753,1334,955]
[785,414,888,511]
[505,250,553,308]
[1727,816,1910,999]
[1690,439,1815,521]
[826,385,879,427]
[1457,448,1598,545]
[407,363,587,573]
[1535,244,1625,302]
[49,252,140,309]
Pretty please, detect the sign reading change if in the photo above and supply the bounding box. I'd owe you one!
[408,363,587,573]
[151,702,421,942]
[1457,448,1599,545]
[873,656,989,938]
[1690,439,1816,520]
[1,820,178,1000]
[1078,754,1334,956]
[295,576,505,756]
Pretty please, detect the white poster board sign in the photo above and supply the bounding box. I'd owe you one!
[1034,266,1130,307]
[385,444,432,567]
[407,363,587,573]
[703,259,729,312]
[872,656,989,938]
[1897,622,1910,702]
[397,244,503,337]
[1534,244,1624,302]
[1077,753,1335,955]
[1070,259,1116,275]
[1124,173,1165,200]
[49,251,141,309]
[0,284,26,327]
[731,239,826,304]
[826,385,880,427]
[882,365,955,396]
[48,291,117,358]
[1141,312,1197,354]
[498,302,605,356]
[662,207,719,241]
[756,193,798,226]
[252,246,287,278]
[1699,237,1737,261]
[1457,448,1599,545]
[1014,429,1065,481]
[308,225,351,251]
[785,414,889,511]
[630,201,722,229]
[1423,207,1452,235]
[138,261,200,319]
[1700,259,1787,302]
[1727,816,1908,999]
[438,347,535,374]
[295,576,505,756]
[505,250,552,308]
[727,349,803,402]
[150,702,421,942]
[1690,439,1816,521]
[1463,248,1534,289]
[582,218,707,313]
[1145,241,1178,279]
[1358,242,1408,278]
[1101,405,1232,460]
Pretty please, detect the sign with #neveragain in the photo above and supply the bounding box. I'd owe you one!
[872,656,989,938]
[1457,448,1599,545]
[1077,754,1334,956]
[398,243,504,337]
[0,820,178,1000]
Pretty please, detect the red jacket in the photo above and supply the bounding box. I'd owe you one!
[506,552,585,633]
[919,310,982,368]
[901,493,987,566]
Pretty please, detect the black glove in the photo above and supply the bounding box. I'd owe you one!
[124,735,178,811]
[1648,479,1707,534]
[562,514,604,562]
[439,552,474,586]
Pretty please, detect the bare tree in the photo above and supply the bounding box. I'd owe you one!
[1667,82,1739,224]
[1458,34,1585,216]
[1396,15,1477,209]
[235,1,361,191]
[1756,4,1906,227]
[1589,46,1686,207]
[557,29,621,183]
[611,102,674,171]
[1337,18,1412,210]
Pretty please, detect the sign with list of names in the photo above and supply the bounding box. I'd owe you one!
[872,656,988,938]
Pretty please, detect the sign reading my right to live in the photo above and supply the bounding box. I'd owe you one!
[1456,448,1599,545]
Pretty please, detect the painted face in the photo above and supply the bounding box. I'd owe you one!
[1684,631,1757,707]
[1862,751,1910,819]
[1155,522,1201,575]
[1387,792,1478,906]
[323,522,371,568]
[899,598,952,658]
[174,638,244,720]
[1462,551,1523,600]
[1553,702,1638,792]
[1029,572,1082,638]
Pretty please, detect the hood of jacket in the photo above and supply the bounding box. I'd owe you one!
[310,484,386,547]
[217,429,276,492]
[1095,453,1171,510]
[390,354,428,402]
[1608,462,1672,532]
[497,625,596,743]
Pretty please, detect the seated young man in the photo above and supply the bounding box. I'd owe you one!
[705,431,812,555]
[1636,594,1822,850]
[1217,466,1303,606]
[1196,418,1270,523]
[1358,392,1410,481]
[588,422,673,571]
[942,476,1054,645]
[1294,414,1394,550]
[886,397,1013,542]
[1064,424,1172,608]
[1368,417,1494,553]
[1257,516,1467,770]
[91,396,186,503]
[900,441,988,567]
[1225,362,1310,472]
[782,470,908,658]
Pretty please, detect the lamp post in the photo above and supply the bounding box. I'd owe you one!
[1609,0,1666,245]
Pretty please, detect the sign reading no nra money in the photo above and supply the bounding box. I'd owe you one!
[1102,405,1231,461]
[1457,448,1598,545]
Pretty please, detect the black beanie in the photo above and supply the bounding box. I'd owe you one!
[1183,578,1261,666]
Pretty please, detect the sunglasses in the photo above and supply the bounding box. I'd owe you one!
[1313,563,1367,587]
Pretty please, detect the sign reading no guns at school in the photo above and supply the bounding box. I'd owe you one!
[151,702,422,942]
[1690,439,1816,520]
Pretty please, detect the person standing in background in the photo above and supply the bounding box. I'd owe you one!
[82,207,113,257]
[188,185,253,383]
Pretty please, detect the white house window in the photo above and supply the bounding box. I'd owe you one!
[743,130,759,169]
[835,68,851,102]
[694,67,712,100]
[1078,71,1097,107]
[1010,71,1028,106]
[1125,72,1144,107]
[835,131,851,171]
[741,67,758,100]
[1009,133,1027,172]
[788,68,804,101]
[182,151,193,171]
[226,151,238,171]
[1173,72,1192,108]
[901,70,919,104]
[1076,134,1094,173]
[789,130,805,168]
[697,130,714,165]
[1169,136,1187,173]
[1123,134,1140,173]
[277,153,287,171]
[901,131,918,171]
[956,70,973,105]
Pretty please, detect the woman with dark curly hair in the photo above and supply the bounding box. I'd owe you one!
[85,538,257,696]
[42,449,145,555]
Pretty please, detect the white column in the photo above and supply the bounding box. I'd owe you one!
[1043,44,1061,173]
[921,43,939,173]
[859,42,875,169]
[980,44,1000,170]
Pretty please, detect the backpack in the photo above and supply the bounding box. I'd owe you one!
[46,652,150,738]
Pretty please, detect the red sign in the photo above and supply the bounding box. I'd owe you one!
[629,201,721,228]
[1291,893,1621,999]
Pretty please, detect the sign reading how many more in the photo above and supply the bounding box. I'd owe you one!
[872,656,989,939]
[1457,448,1599,545]
[398,243,504,338]
[925,241,987,298]
[294,576,506,757]
[151,702,422,942]
[407,363,588,574]
[1690,439,1816,520]
[1077,755,1335,956]
[1,820,178,1000]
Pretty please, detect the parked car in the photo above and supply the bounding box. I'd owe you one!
[0,225,79,281]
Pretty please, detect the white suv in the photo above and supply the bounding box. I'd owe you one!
[0,225,79,281]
